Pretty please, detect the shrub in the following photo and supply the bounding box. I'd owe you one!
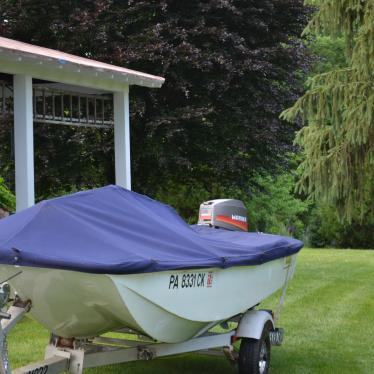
[154,173,309,239]
[246,174,310,238]
[306,204,374,249]
[154,181,248,224]
[0,178,15,212]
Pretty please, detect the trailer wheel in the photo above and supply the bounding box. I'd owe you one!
[238,322,271,374]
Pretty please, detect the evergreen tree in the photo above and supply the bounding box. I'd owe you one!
[282,0,374,222]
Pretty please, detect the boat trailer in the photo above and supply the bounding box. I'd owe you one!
[0,296,285,374]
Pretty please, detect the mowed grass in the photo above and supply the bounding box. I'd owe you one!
[7,249,374,373]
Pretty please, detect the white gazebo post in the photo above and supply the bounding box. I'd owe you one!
[13,74,35,212]
[114,86,131,190]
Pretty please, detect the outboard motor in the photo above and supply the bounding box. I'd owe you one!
[198,199,248,232]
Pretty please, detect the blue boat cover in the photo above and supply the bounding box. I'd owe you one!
[0,185,303,274]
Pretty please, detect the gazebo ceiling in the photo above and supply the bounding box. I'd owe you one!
[0,36,165,91]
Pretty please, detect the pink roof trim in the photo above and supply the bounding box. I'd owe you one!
[0,36,164,84]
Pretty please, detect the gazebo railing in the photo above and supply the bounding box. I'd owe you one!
[0,81,114,129]
[33,87,114,129]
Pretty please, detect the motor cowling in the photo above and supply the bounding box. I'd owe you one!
[198,199,248,232]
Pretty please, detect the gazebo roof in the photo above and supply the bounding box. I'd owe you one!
[0,36,164,90]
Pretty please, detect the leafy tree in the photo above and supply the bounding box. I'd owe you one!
[281,0,374,222]
[309,35,347,74]
[246,172,310,237]
[0,0,310,198]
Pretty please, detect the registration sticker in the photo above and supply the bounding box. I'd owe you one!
[168,271,214,290]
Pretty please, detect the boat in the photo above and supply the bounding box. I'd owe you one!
[0,185,302,344]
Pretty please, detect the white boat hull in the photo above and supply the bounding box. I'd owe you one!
[0,254,297,343]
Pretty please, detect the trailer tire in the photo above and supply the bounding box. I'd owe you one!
[238,322,272,374]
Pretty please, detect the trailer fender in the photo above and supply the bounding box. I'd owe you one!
[235,310,274,340]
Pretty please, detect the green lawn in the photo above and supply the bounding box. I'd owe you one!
[8,249,374,373]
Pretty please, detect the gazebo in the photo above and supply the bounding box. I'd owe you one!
[0,36,165,212]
